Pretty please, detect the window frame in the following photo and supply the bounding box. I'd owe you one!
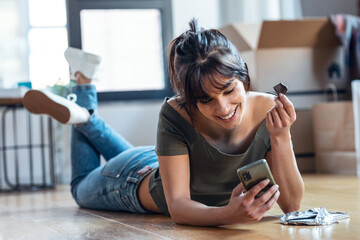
[66,0,174,101]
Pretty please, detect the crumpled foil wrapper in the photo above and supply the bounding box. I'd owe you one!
[280,207,349,226]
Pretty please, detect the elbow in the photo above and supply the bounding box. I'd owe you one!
[166,197,197,225]
[169,210,188,225]
[280,196,302,213]
[168,207,180,224]
[168,202,198,226]
[282,201,301,214]
[167,204,187,225]
[170,215,186,225]
[281,185,305,214]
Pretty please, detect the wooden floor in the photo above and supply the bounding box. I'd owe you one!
[0,174,359,240]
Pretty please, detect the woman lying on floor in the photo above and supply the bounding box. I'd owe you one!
[23,19,304,226]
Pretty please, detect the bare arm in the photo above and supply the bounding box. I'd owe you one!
[158,155,280,226]
[265,93,305,213]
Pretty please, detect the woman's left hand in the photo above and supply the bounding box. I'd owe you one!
[266,93,296,137]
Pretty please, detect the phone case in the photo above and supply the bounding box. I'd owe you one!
[237,159,276,198]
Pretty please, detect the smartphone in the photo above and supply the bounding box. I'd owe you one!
[237,159,276,198]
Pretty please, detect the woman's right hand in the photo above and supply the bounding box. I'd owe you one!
[223,180,280,225]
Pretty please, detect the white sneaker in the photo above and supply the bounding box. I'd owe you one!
[64,47,101,80]
[23,90,90,124]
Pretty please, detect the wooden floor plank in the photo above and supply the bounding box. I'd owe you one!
[0,174,359,239]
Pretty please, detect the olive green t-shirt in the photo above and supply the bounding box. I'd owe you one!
[149,98,271,215]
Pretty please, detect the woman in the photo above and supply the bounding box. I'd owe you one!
[23,19,304,226]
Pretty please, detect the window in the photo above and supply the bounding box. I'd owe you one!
[0,0,29,89]
[28,0,69,89]
[0,0,69,90]
[67,0,173,101]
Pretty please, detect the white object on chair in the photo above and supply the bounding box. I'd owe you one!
[351,80,360,177]
[64,47,101,80]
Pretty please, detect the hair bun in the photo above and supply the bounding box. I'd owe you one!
[189,18,201,33]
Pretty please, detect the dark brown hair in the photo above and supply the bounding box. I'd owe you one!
[168,19,250,119]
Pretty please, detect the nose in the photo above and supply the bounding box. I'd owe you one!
[215,97,231,115]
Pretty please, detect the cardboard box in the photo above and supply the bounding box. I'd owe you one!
[312,101,356,175]
[291,110,314,154]
[291,110,316,173]
[315,151,356,175]
[313,102,354,151]
[219,19,346,109]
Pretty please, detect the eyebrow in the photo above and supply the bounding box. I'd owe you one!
[209,77,235,92]
[199,76,235,100]
[220,78,235,91]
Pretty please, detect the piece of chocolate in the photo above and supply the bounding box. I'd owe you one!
[273,83,288,96]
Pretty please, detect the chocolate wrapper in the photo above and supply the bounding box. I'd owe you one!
[280,207,349,226]
[273,83,288,96]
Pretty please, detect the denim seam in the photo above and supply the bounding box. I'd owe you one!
[125,156,157,214]
[101,148,155,179]
[133,169,156,214]
[122,153,156,189]
[76,188,119,204]
[122,191,137,212]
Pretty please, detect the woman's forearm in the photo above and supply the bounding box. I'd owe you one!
[168,198,229,226]
[168,179,280,226]
[269,133,305,213]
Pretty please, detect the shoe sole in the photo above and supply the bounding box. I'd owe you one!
[23,90,70,124]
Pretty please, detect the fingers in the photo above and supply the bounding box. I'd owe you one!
[266,111,273,126]
[248,190,279,222]
[267,94,296,128]
[274,99,288,122]
[249,185,280,219]
[271,106,282,127]
[244,179,270,201]
[254,184,279,207]
[267,107,282,129]
[278,94,296,121]
[231,182,246,198]
[258,190,280,213]
[229,181,279,223]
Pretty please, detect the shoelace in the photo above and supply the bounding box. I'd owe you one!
[67,93,77,103]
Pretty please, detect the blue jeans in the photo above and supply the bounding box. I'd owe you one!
[69,84,158,214]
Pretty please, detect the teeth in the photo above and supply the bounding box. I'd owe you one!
[220,110,235,120]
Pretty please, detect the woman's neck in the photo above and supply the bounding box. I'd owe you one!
[192,106,249,143]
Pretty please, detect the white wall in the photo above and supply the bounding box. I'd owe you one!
[172,0,220,36]
[301,0,358,17]
[97,100,162,146]
[220,0,303,25]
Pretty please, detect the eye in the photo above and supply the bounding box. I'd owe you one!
[199,97,213,104]
[224,87,235,95]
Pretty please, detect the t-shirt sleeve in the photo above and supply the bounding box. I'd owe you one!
[155,105,189,156]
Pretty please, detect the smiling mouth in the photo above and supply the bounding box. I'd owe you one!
[219,105,238,120]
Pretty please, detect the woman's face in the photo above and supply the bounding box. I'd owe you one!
[196,77,247,130]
